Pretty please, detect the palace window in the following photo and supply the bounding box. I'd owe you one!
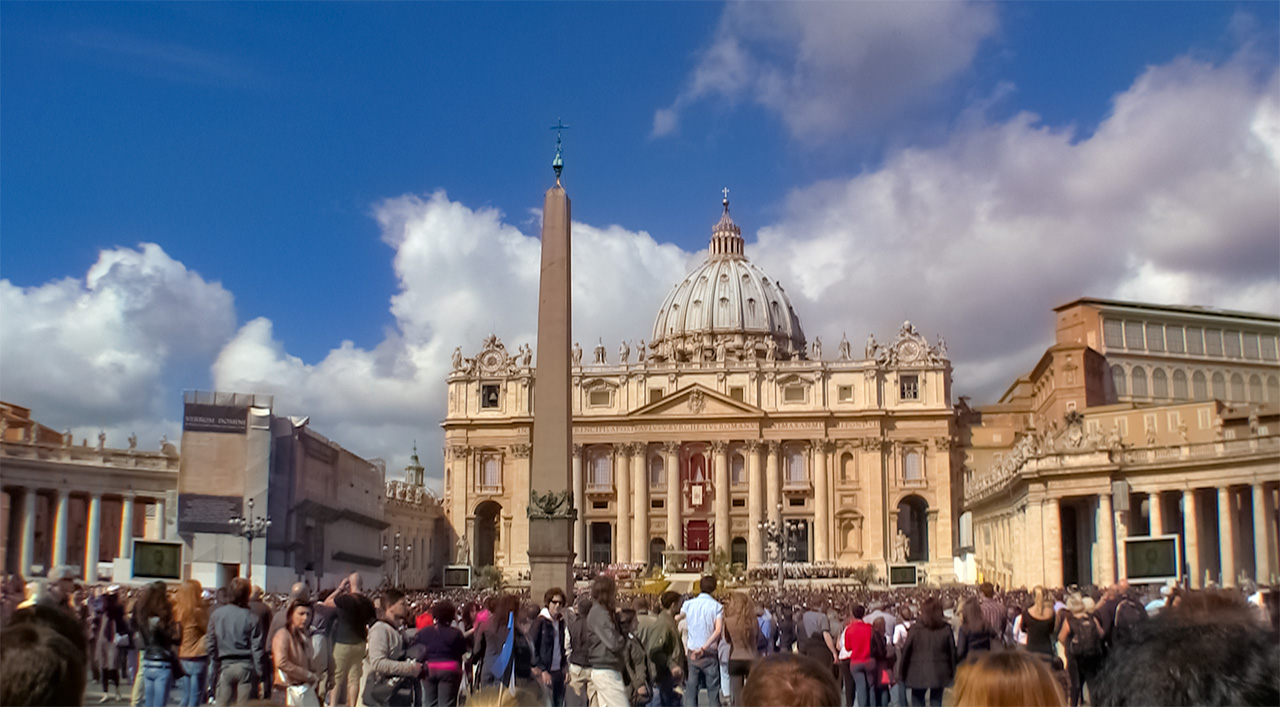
[481,454,501,490]
[789,497,806,508]
[1124,321,1145,350]
[1248,374,1263,402]
[1152,369,1169,400]
[1231,374,1245,401]
[589,450,612,488]
[481,384,501,409]
[732,499,745,508]
[1268,376,1280,403]
[1103,319,1124,348]
[1262,336,1278,361]
[838,385,853,402]
[1224,332,1242,358]
[649,455,664,488]
[786,448,807,485]
[1146,323,1164,352]
[1205,329,1223,356]
[1198,407,1212,429]
[1112,365,1127,397]
[783,385,806,403]
[1131,367,1148,399]
[1243,332,1260,360]
[648,388,664,404]
[731,453,746,485]
[900,375,920,401]
[1192,371,1207,400]
[1172,370,1188,400]
[588,389,611,407]
[903,450,923,482]
[1167,411,1181,430]
[729,387,745,402]
[1166,326,1185,354]
[1186,327,1204,355]
[1212,372,1226,400]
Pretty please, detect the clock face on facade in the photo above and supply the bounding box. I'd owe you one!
[897,339,922,362]
[479,350,504,373]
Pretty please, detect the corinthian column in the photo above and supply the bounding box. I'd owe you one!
[813,440,830,562]
[616,445,631,563]
[746,441,763,566]
[664,442,681,552]
[766,442,781,526]
[572,445,585,563]
[631,443,649,564]
[712,441,730,555]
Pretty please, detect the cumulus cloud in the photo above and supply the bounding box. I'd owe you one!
[749,52,1280,396]
[654,0,998,139]
[0,243,235,443]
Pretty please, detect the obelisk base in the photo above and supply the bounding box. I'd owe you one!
[529,517,576,598]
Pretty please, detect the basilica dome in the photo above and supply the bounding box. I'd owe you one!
[650,198,807,362]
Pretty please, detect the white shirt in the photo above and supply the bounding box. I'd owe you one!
[682,594,723,652]
[892,620,912,647]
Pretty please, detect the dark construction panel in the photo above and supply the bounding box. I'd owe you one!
[178,494,243,534]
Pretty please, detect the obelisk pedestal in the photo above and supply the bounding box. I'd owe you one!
[527,158,577,601]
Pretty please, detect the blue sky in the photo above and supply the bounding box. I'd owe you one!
[3,2,1277,481]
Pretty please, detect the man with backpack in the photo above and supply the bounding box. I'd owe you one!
[1058,594,1103,707]
[1109,587,1148,648]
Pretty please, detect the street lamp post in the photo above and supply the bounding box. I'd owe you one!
[383,532,412,588]
[757,503,804,590]
[229,498,271,583]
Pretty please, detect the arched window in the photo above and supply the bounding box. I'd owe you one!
[1192,371,1207,400]
[786,448,807,485]
[731,537,747,567]
[649,455,664,488]
[1131,367,1149,399]
[840,452,854,484]
[730,453,746,485]
[1112,365,1127,397]
[590,448,612,487]
[1231,374,1245,401]
[1212,372,1226,400]
[1249,375,1263,402]
[904,450,923,482]
[1152,369,1169,400]
[1268,376,1280,404]
[1172,370,1188,400]
[481,454,501,489]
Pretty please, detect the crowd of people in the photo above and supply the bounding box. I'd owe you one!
[2,564,1278,707]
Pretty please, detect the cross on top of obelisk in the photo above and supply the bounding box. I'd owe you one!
[551,118,570,183]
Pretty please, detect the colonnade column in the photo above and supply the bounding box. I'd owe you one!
[85,494,102,582]
[120,493,135,559]
[51,489,69,568]
[813,440,829,562]
[746,441,763,566]
[616,445,632,564]
[1183,489,1200,588]
[664,442,681,552]
[712,441,729,555]
[1148,492,1163,536]
[1043,498,1063,588]
[765,442,781,527]
[1219,486,1236,586]
[1096,493,1115,585]
[572,445,585,563]
[155,497,167,540]
[20,488,36,577]
[1254,484,1273,583]
[631,443,648,565]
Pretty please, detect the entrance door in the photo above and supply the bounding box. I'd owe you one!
[685,520,710,566]
[590,522,612,565]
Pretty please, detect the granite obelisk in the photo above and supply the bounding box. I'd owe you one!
[527,125,576,600]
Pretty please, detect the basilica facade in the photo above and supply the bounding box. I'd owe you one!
[442,200,958,581]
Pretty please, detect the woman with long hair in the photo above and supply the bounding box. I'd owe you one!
[95,588,130,702]
[585,576,628,707]
[895,598,956,707]
[722,592,761,706]
[173,580,209,706]
[950,650,1065,707]
[956,598,995,663]
[272,599,317,706]
[476,594,528,688]
[137,581,179,707]
[1020,587,1057,659]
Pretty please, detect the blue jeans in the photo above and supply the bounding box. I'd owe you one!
[683,657,721,707]
[178,657,208,706]
[143,659,173,707]
[849,659,876,707]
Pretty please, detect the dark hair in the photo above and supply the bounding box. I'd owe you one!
[618,608,637,630]
[1093,595,1280,706]
[431,600,457,625]
[742,653,841,707]
[961,599,988,634]
[1,621,87,706]
[384,588,406,609]
[631,595,651,613]
[544,587,566,607]
[6,605,88,658]
[228,578,251,608]
[980,582,995,598]
[918,597,946,630]
[495,594,522,625]
[699,575,717,595]
[137,581,174,631]
[591,576,617,613]
[852,604,866,620]
[317,588,335,602]
[660,590,681,612]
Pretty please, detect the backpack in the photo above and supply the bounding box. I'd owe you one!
[1067,616,1101,657]
[1112,599,1147,645]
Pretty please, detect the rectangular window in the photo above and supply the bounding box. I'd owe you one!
[1166,326,1185,354]
[1259,425,1271,436]
[588,389,611,407]
[592,501,609,510]
[837,385,853,402]
[1262,336,1278,361]
[900,375,920,401]
[731,498,745,508]
[992,433,1003,443]
[482,455,501,488]
[1118,418,1129,436]
[1186,327,1204,355]
[1225,429,1236,440]
[1205,329,1223,356]
[1087,420,1101,435]
[1242,332,1260,360]
[783,385,806,403]
[1125,321,1145,350]
[1167,411,1180,430]
[788,497,806,508]
[1224,331,1242,358]
[1103,319,1125,348]
[1144,414,1157,432]
[1145,323,1165,352]
[481,384,501,409]
[651,499,664,509]
[729,387,745,402]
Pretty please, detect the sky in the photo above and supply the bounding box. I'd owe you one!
[3,1,1278,487]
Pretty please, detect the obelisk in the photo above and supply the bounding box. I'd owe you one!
[527,124,576,600]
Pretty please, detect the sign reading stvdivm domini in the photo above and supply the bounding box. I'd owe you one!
[183,403,248,434]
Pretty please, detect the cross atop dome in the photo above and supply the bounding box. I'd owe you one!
[710,188,743,257]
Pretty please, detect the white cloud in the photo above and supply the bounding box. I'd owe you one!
[0,243,235,441]
[654,1,999,139]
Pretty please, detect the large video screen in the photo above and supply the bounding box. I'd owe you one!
[1124,536,1180,584]
[888,564,918,587]
[132,540,183,580]
[443,566,471,588]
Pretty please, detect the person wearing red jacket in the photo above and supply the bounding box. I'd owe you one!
[842,605,875,707]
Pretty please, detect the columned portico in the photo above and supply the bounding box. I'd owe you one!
[1148,492,1163,535]
[1254,483,1273,583]
[1096,493,1115,585]
[712,441,729,555]
[120,493,136,560]
[20,488,36,577]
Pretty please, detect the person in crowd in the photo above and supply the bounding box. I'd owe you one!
[1058,594,1103,707]
[475,594,523,688]
[1105,586,1148,649]
[271,598,317,706]
[798,600,837,681]
[642,590,685,707]
[1019,587,1058,662]
[137,581,180,707]
[756,602,776,655]
[585,576,629,707]
[175,579,211,707]
[896,597,956,707]
[776,605,798,654]
[843,604,875,707]
[311,587,339,700]
[956,598,995,663]
[682,576,725,707]
[532,587,570,707]
[1,607,88,706]
[207,577,265,706]
[865,603,896,647]
[268,583,311,646]
[870,617,893,707]
[976,583,1006,647]
[619,608,653,707]
[722,592,760,707]
[330,573,377,707]
[1092,590,1279,706]
[249,586,274,700]
[565,594,597,707]
[740,653,841,707]
[361,588,421,706]
[41,565,80,614]
[129,582,154,707]
[96,587,131,702]
[950,650,1065,707]
[412,600,468,707]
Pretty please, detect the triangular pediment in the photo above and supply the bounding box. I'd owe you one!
[629,384,762,419]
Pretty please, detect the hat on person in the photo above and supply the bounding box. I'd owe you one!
[46,566,81,585]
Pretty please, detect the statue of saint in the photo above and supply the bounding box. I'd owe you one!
[454,534,470,565]
[571,342,583,366]
[811,337,822,361]
[619,340,630,365]
[765,336,777,362]
[893,529,910,563]
[838,334,852,361]
[127,433,138,451]
[866,333,879,360]
[520,344,532,368]
[714,338,727,362]
[451,347,463,372]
